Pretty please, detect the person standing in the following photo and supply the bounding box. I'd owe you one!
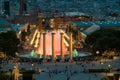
[12,66,20,80]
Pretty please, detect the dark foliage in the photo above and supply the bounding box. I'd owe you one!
[85,28,120,55]
[0,30,20,56]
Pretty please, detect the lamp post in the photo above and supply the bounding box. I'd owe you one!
[32,64,34,70]
[106,64,114,80]
[96,50,99,56]
[96,50,100,61]
[106,64,111,76]
[108,64,111,72]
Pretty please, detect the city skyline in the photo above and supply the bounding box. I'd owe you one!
[0,0,120,17]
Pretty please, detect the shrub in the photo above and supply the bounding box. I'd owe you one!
[101,77,109,80]
[0,73,13,80]
[20,70,35,80]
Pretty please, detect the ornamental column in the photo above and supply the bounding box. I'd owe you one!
[60,33,64,61]
[43,33,46,62]
[54,11,59,30]
[51,33,56,62]
[38,13,43,32]
[69,33,73,62]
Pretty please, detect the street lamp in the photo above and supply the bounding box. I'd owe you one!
[100,62,104,65]
[108,64,111,72]
[108,64,111,67]
[96,50,100,61]
[32,63,34,70]
[96,50,100,56]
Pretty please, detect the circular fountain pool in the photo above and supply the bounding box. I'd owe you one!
[19,49,92,59]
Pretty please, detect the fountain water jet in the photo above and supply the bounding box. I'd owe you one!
[36,30,68,56]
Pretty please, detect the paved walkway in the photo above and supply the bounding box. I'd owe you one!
[1,56,120,80]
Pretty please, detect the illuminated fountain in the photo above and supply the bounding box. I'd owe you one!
[35,29,71,61]
[19,15,92,61]
[19,50,37,58]
[31,50,37,58]
[19,27,92,61]
[19,29,92,61]
[36,30,68,55]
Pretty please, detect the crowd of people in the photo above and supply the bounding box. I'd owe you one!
[0,55,103,80]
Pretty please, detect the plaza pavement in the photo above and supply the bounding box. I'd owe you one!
[1,56,120,80]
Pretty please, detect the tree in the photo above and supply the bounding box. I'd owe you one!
[85,28,120,55]
[21,30,27,42]
[26,25,31,36]
[0,30,20,56]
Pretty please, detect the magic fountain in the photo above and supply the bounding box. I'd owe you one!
[19,29,91,61]
[35,29,73,61]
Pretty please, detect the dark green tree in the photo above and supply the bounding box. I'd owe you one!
[85,28,120,55]
[27,25,31,35]
[0,30,20,56]
[21,30,27,42]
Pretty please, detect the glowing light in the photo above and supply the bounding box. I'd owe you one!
[17,31,21,39]
[34,32,40,47]
[30,30,38,45]
[60,29,70,40]
[36,30,68,56]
